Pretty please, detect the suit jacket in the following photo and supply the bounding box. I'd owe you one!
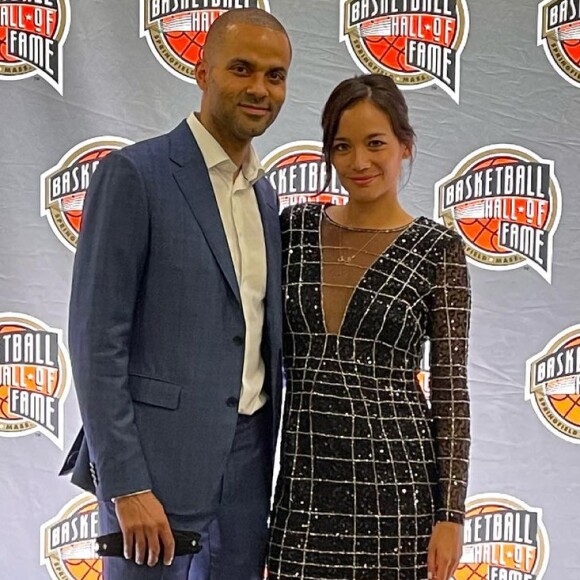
[64,120,283,518]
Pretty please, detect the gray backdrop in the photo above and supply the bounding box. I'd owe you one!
[1,1,579,578]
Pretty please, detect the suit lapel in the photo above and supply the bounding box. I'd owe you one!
[169,121,241,304]
[254,179,282,333]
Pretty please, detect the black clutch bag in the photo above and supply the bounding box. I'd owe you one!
[95,529,202,558]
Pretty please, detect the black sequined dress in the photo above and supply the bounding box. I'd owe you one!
[268,204,471,580]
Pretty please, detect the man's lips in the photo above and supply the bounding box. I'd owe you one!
[239,104,270,116]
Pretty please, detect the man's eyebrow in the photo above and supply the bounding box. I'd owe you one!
[227,58,253,67]
[226,59,287,74]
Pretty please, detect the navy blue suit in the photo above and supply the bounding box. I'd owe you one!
[65,120,283,578]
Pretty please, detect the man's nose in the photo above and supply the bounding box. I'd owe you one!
[246,75,268,99]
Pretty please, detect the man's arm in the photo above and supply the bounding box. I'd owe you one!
[70,152,175,566]
[69,151,152,501]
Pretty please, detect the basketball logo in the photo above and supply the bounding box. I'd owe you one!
[40,493,102,580]
[538,0,580,88]
[140,0,270,83]
[0,0,70,94]
[262,141,349,211]
[339,0,470,102]
[0,312,71,448]
[434,145,562,283]
[40,137,133,252]
[454,493,550,580]
[526,324,580,444]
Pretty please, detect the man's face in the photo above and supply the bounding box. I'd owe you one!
[197,22,291,152]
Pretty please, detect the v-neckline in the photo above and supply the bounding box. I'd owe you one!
[317,204,419,337]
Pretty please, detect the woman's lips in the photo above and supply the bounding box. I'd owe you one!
[349,175,379,186]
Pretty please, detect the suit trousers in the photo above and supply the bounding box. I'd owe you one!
[100,406,272,580]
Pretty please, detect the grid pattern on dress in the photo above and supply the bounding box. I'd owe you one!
[268,203,471,580]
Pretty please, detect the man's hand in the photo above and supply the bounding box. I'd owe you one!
[114,491,175,567]
[427,521,463,580]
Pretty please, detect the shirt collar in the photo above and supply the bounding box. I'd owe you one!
[186,112,264,184]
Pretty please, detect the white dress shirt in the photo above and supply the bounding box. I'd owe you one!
[187,112,268,415]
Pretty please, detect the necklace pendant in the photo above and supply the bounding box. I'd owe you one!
[338,255,352,263]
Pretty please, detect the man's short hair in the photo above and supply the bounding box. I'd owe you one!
[203,8,290,61]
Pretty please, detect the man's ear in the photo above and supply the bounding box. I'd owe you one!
[196,59,208,90]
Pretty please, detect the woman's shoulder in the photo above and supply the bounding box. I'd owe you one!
[280,202,324,230]
[412,216,465,249]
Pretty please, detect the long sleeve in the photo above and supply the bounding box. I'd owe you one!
[69,151,153,501]
[428,234,471,524]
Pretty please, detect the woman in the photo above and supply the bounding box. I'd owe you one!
[268,74,471,580]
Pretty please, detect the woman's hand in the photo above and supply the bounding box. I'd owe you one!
[427,521,463,579]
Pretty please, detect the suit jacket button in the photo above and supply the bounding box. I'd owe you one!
[233,336,243,346]
[226,397,238,408]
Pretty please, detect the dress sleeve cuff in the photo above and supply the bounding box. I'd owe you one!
[111,489,152,503]
[435,508,465,525]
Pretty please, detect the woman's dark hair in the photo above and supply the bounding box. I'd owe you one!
[321,74,416,190]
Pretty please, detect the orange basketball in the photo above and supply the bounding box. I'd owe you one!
[362,14,457,74]
[455,156,528,255]
[62,148,113,235]
[365,35,415,73]
[0,385,12,420]
[453,503,538,580]
[63,556,103,580]
[549,394,580,425]
[560,24,580,67]
[161,10,225,69]
[62,501,103,580]
[545,337,580,428]
[453,504,494,580]
[0,322,62,421]
[277,153,320,168]
[0,26,18,63]
[0,324,27,421]
[0,5,59,63]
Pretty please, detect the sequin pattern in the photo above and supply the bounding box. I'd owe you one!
[268,204,471,579]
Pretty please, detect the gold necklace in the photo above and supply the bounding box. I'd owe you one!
[327,210,412,264]
[337,229,381,264]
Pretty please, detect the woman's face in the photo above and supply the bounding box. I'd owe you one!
[331,99,410,204]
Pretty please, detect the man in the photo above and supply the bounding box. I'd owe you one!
[63,9,291,579]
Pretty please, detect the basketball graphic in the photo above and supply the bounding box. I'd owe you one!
[41,493,103,580]
[261,141,349,211]
[340,0,469,102]
[41,137,133,252]
[434,145,562,283]
[560,22,580,65]
[0,0,70,93]
[526,325,580,444]
[0,323,26,422]
[538,0,580,88]
[140,0,270,83]
[0,313,71,447]
[454,494,549,580]
[454,156,549,257]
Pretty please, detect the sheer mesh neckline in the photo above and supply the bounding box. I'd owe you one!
[323,205,417,233]
[320,208,419,336]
